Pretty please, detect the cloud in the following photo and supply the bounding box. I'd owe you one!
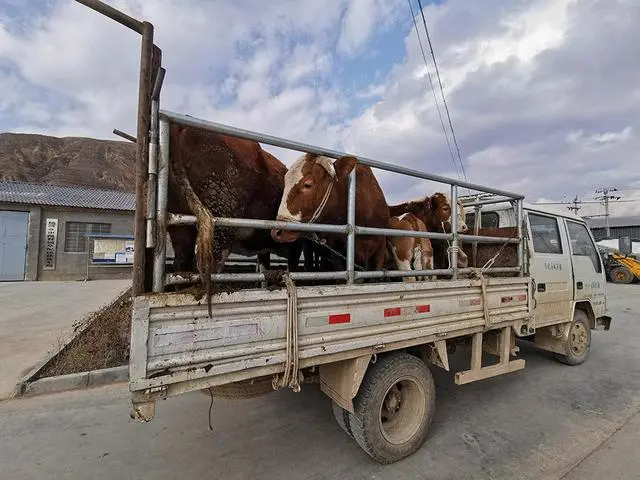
[1,0,639,218]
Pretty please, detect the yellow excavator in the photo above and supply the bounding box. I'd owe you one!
[602,251,640,284]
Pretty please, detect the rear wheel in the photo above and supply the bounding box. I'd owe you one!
[610,266,634,284]
[331,401,354,439]
[349,352,435,464]
[555,309,591,366]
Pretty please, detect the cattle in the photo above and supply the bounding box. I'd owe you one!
[166,123,308,313]
[388,213,434,282]
[389,192,468,270]
[270,154,390,271]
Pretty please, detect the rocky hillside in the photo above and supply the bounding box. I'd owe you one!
[0,132,136,192]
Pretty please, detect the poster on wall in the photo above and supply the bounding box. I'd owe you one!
[91,237,134,265]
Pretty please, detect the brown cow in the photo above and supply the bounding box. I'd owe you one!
[388,213,434,282]
[270,154,389,271]
[166,123,308,312]
[389,192,468,270]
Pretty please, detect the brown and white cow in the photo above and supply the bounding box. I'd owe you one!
[389,192,468,270]
[388,213,434,282]
[166,123,309,312]
[270,154,390,271]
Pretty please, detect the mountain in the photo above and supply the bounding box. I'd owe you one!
[0,132,136,192]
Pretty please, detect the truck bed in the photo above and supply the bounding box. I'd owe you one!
[129,276,533,400]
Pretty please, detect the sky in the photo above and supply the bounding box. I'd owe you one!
[1,0,639,218]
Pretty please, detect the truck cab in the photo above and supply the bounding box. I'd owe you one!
[465,201,612,354]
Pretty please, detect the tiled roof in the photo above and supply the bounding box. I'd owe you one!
[0,181,135,211]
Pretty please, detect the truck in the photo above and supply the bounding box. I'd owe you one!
[74,0,613,465]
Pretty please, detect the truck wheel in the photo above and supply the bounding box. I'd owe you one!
[331,401,354,439]
[555,309,591,366]
[349,352,435,464]
[610,266,634,284]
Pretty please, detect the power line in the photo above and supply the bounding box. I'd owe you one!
[406,0,460,180]
[534,200,640,205]
[595,187,622,237]
[416,0,468,183]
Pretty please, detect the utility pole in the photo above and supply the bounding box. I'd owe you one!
[566,195,582,214]
[595,188,621,237]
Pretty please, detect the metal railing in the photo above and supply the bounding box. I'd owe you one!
[150,108,525,291]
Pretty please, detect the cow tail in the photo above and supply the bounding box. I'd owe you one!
[171,127,215,317]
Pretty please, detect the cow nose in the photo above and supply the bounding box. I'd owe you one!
[460,225,468,233]
[271,229,283,242]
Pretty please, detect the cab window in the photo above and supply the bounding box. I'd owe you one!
[528,213,563,254]
[566,220,602,273]
[465,211,500,229]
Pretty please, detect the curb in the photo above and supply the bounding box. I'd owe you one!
[21,365,129,397]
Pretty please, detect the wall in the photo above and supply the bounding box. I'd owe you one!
[0,202,42,281]
[591,226,640,242]
[38,207,134,281]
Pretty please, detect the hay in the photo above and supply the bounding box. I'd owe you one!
[35,288,132,379]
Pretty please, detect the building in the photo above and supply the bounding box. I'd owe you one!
[0,181,135,281]
[587,215,640,242]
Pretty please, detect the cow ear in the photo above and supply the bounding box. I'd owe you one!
[334,156,358,179]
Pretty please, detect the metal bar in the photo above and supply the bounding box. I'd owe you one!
[517,199,524,277]
[346,169,356,284]
[472,204,481,267]
[458,234,521,244]
[132,22,154,296]
[356,269,453,279]
[451,184,459,280]
[75,0,143,33]
[355,226,452,241]
[167,213,348,234]
[151,67,166,100]
[459,267,521,274]
[159,109,524,200]
[165,271,348,286]
[460,196,513,207]
[153,118,170,292]
[113,129,137,143]
[146,96,159,248]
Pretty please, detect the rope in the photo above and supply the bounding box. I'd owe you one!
[470,268,491,330]
[273,274,301,392]
[309,179,335,224]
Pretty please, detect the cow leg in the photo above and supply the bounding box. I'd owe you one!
[286,241,304,272]
[168,225,197,272]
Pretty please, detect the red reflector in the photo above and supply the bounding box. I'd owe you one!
[416,305,431,313]
[328,313,351,324]
[384,308,402,317]
[501,296,513,303]
[518,294,527,301]
[470,298,481,306]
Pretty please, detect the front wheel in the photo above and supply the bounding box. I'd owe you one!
[349,352,435,464]
[555,309,591,365]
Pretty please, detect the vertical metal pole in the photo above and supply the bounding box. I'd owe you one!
[472,202,481,267]
[450,184,459,280]
[153,118,170,292]
[346,169,356,284]
[517,199,524,277]
[132,21,154,296]
[146,97,159,248]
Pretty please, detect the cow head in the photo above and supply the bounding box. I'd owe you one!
[430,193,468,233]
[271,154,358,243]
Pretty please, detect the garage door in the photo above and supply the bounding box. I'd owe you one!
[0,211,29,281]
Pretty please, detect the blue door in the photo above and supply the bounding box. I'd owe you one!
[0,211,29,281]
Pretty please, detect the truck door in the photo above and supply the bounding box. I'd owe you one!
[564,219,607,317]
[527,212,574,328]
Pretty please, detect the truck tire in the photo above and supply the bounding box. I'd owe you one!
[349,352,435,464]
[331,401,354,439]
[610,266,634,284]
[555,309,591,366]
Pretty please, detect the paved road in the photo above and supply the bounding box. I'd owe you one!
[0,284,638,479]
[0,279,130,399]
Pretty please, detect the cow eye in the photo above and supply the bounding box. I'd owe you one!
[303,181,313,189]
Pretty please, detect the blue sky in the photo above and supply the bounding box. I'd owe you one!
[1,0,639,216]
